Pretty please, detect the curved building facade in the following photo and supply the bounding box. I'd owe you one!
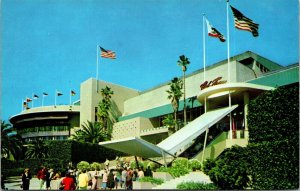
[10,105,80,142]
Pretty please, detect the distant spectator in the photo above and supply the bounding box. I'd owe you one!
[61,172,76,190]
[101,170,108,189]
[125,168,133,190]
[45,168,51,190]
[107,169,115,190]
[137,167,144,180]
[78,169,89,190]
[145,166,153,177]
[121,168,127,188]
[21,168,32,190]
[37,167,47,189]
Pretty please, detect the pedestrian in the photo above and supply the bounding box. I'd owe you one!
[21,168,32,190]
[78,169,89,190]
[137,167,144,180]
[145,166,153,177]
[101,170,108,190]
[45,168,51,190]
[61,172,76,190]
[114,170,121,189]
[121,168,127,188]
[125,168,133,190]
[37,166,47,189]
[107,169,115,190]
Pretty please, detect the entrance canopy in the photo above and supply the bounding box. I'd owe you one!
[99,105,238,158]
[99,136,166,158]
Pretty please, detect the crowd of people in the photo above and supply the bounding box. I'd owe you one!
[19,165,153,190]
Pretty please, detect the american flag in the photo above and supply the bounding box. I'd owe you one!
[230,5,259,37]
[100,46,116,59]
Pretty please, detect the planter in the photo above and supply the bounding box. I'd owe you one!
[153,172,173,181]
[133,181,155,189]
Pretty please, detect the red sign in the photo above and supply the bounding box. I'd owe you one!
[200,77,227,90]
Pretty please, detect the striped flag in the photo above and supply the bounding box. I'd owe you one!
[230,5,259,37]
[33,94,39,99]
[100,46,116,59]
[26,97,32,102]
[205,18,226,42]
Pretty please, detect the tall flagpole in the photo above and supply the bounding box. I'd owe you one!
[203,14,208,114]
[32,93,34,108]
[55,90,57,107]
[69,89,72,105]
[42,95,44,107]
[227,0,233,139]
[203,14,206,82]
[96,45,99,92]
[21,99,24,112]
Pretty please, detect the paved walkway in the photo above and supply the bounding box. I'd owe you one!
[4,177,43,190]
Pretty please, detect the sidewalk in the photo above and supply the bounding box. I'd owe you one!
[4,177,41,190]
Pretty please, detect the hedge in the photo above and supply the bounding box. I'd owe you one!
[247,84,299,189]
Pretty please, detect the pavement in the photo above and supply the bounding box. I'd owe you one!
[4,177,45,190]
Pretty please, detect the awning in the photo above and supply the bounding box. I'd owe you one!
[157,105,238,155]
[99,105,238,158]
[99,136,167,158]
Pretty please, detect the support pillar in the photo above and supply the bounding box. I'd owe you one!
[201,127,209,165]
[243,91,249,132]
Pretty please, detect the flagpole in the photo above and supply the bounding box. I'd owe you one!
[227,0,233,139]
[96,45,99,92]
[69,89,72,105]
[203,14,208,114]
[203,14,206,82]
[55,90,57,107]
[21,99,24,112]
[42,95,44,107]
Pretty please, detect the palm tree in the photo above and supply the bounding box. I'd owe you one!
[1,120,23,160]
[166,77,183,131]
[177,55,190,125]
[25,139,48,159]
[98,86,114,130]
[162,114,176,136]
[71,121,110,144]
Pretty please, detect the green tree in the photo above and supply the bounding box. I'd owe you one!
[177,55,190,125]
[162,114,176,135]
[1,120,23,161]
[166,77,183,130]
[71,121,110,144]
[25,139,49,159]
[98,86,114,130]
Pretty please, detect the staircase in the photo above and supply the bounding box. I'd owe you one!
[152,171,212,189]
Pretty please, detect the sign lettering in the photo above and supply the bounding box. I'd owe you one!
[200,77,227,90]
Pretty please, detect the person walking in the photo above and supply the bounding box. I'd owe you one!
[37,167,47,189]
[21,168,32,190]
[78,169,89,190]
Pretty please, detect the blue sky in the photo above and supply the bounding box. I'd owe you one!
[1,0,299,121]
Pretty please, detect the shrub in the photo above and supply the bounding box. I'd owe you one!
[207,146,250,190]
[77,161,90,170]
[202,158,216,175]
[90,162,102,171]
[188,159,201,171]
[138,177,164,185]
[177,181,218,190]
[156,166,189,178]
[171,157,188,168]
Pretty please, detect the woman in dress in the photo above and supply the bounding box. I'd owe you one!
[21,168,32,190]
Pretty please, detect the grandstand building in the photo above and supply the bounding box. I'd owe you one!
[10,51,299,161]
